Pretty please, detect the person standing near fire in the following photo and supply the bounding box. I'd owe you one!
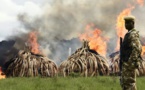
[120,15,142,90]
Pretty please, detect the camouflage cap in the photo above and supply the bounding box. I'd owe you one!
[124,15,135,21]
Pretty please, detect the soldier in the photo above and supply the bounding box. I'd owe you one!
[120,15,142,90]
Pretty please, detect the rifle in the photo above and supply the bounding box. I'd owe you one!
[119,37,123,76]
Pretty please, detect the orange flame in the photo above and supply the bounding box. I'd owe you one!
[0,67,5,79]
[115,0,144,54]
[142,46,145,55]
[115,7,134,51]
[141,37,145,55]
[137,0,144,6]
[80,24,108,57]
[28,31,40,54]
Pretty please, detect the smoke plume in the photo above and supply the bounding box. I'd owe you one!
[1,0,144,65]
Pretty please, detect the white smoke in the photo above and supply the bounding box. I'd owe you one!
[5,0,145,64]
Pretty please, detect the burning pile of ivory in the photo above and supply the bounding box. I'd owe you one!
[59,40,109,77]
[4,50,57,77]
[109,51,145,76]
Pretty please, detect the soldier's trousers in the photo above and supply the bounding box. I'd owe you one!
[120,64,137,90]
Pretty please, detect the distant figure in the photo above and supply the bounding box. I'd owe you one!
[120,16,142,90]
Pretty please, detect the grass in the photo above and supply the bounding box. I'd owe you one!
[0,76,145,90]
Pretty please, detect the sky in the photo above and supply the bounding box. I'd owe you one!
[1,0,145,42]
[0,0,50,41]
[0,0,145,61]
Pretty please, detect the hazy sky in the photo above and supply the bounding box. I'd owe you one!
[1,0,145,41]
[0,0,51,41]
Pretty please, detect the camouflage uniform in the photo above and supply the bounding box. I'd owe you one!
[120,28,142,90]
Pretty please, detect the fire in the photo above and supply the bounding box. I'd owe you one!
[115,0,145,54]
[115,7,134,51]
[28,31,40,54]
[0,67,5,79]
[142,46,145,55]
[141,37,145,55]
[80,24,108,57]
[137,0,144,6]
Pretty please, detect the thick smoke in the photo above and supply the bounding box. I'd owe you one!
[0,40,17,66]
[2,0,145,65]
